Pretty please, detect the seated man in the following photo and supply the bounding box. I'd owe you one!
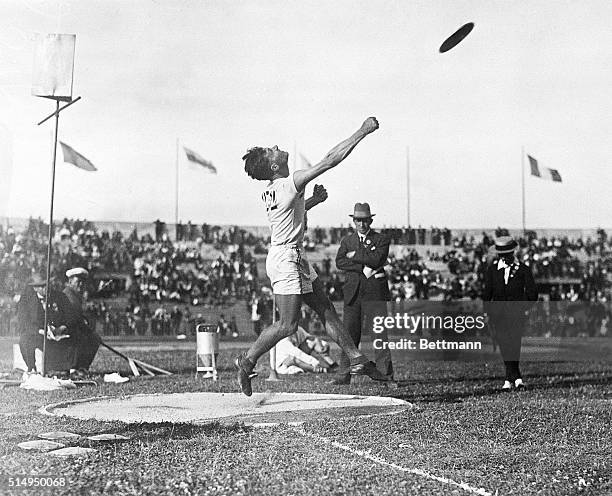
[275,326,336,375]
[63,268,101,372]
[17,277,76,373]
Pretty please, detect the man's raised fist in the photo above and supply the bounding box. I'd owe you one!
[361,117,379,135]
[313,184,328,203]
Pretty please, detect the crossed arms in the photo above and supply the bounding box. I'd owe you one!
[336,234,390,273]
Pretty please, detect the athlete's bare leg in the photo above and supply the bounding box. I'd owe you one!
[302,278,364,361]
[236,293,303,395]
[245,293,301,363]
[302,278,392,384]
[236,281,391,396]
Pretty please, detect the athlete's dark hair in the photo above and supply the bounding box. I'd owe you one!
[243,147,273,180]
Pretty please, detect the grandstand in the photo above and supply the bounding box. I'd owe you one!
[1,217,610,341]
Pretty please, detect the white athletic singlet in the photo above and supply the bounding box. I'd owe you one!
[262,172,305,247]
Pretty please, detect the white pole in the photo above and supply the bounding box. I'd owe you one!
[175,138,179,237]
[521,146,526,234]
[41,100,61,375]
[406,146,410,227]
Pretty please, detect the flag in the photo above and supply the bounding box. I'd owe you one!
[183,146,216,173]
[60,142,97,171]
[527,154,562,182]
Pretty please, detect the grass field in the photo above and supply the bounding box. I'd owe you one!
[0,338,610,495]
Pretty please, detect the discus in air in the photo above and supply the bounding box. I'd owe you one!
[439,22,475,53]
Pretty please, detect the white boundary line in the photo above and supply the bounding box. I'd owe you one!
[39,395,491,494]
[296,428,493,496]
[249,408,409,428]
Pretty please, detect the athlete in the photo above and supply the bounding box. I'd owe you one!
[236,116,390,396]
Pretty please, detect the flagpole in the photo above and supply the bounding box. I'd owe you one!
[175,138,179,238]
[406,146,410,227]
[35,96,82,376]
[42,100,60,376]
[521,146,526,235]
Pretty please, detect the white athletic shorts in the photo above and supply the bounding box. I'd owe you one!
[266,245,317,295]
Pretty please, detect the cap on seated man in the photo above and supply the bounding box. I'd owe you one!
[66,267,89,279]
[64,267,89,308]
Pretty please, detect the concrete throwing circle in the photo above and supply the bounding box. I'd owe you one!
[41,392,411,426]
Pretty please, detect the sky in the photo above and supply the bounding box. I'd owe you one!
[1,0,611,229]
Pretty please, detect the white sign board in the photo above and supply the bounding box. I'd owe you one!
[31,33,76,101]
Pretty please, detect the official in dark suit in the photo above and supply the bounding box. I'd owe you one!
[483,236,538,390]
[63,267,101,371]
[16,279,77,372]
[333,203,393,384]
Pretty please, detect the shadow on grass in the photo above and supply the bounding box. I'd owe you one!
[390,373,612,404]
[113,421,250,441]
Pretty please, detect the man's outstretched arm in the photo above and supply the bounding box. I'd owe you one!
[293,117,379,192]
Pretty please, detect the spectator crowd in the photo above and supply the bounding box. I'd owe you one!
[1,219,610,339]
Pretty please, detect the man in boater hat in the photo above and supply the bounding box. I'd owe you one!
[238,117,391,396]
[483,236,538,390]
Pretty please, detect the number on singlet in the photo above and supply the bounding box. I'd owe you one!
[262,190,278,212]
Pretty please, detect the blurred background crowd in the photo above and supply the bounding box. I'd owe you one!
[1,218,610,339]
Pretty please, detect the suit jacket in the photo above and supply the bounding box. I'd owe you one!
[483,261,538,302]
[17,285,78,370]
[483,260,538,332]
[17,286,78,336]
[336,230,390,305]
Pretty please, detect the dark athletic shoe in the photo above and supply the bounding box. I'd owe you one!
[349,361,393,382]
[326,375,351,385]
[234,353,257,396]
[383,380,400,390]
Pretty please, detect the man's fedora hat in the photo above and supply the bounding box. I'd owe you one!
[494,236,518,254]
[349,202,375,219]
